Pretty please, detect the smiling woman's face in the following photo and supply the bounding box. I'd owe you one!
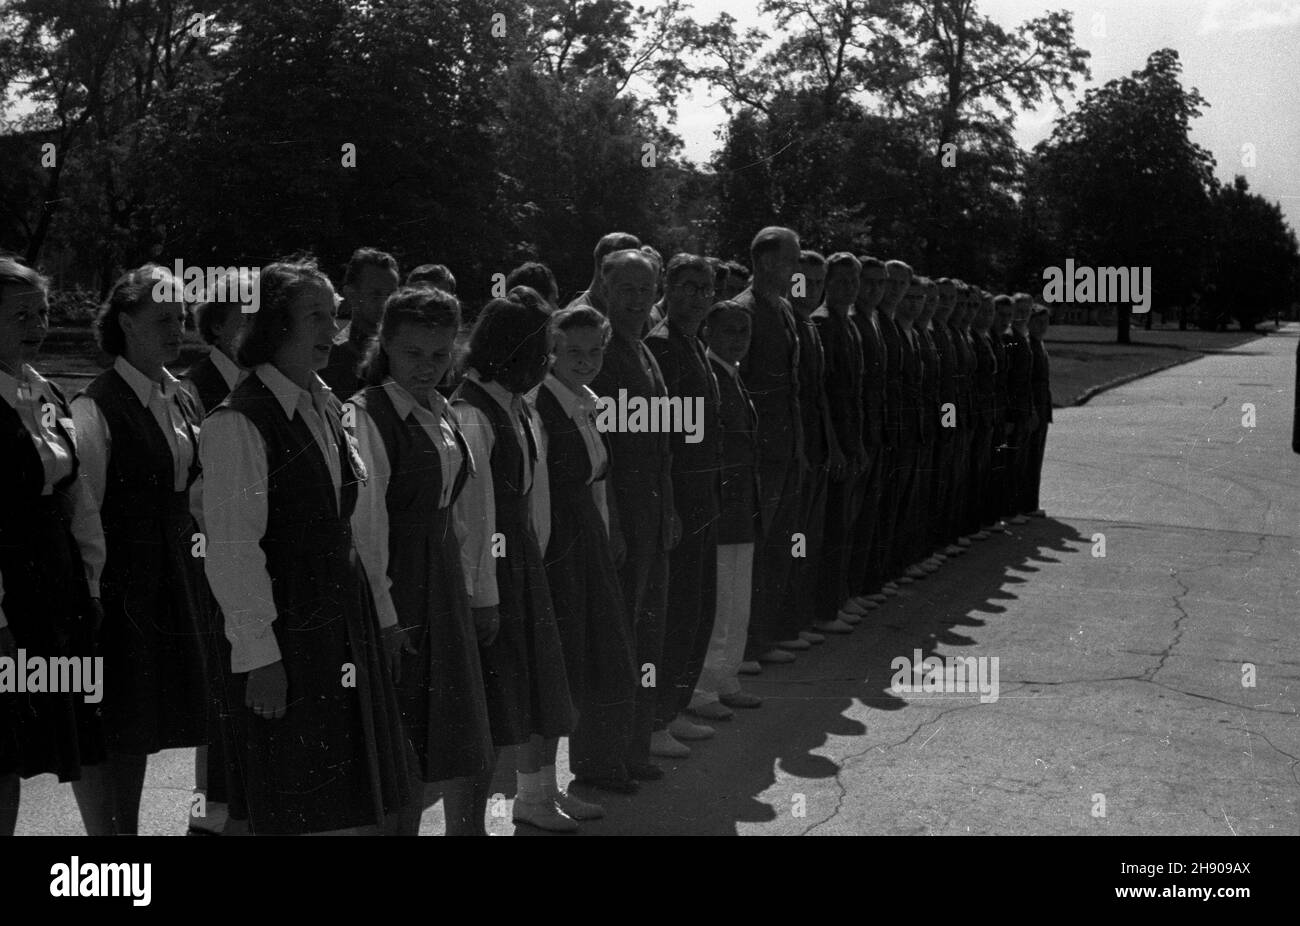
[385,322,456,399]
[0,285,49,370]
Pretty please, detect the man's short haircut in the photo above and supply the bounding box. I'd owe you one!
[706,299,752,324]
[750,226,797,261]
[858,255,886,271]
[601,248,655,279]
[342,247,398,286]
[1030,303,1051,320]
[798,250,826,267]
[594,232,641,267]
[0,257,47,306]
[505,261,558,301]
[665,253,713,287]
[993,294,1014,308]
[406,263,456,293]
[725,261,751,281]
[885,260,913,281]
[825,252,861,279]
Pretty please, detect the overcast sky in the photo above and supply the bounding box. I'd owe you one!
[670,0,1299,232]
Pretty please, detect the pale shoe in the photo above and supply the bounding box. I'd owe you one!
[688,700,734,722]
[836,610,862,625]
[799,630,826,644]
[904,565,927,579]
[650,729,691,758]
[738,660,762,675]
[776,638,812,651]
[945,544,964,555]
[668,716,715,740]
[813,618,853,634]
[759,648,796,664]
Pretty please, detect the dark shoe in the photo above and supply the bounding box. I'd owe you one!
[573,776,640,795]
[719,691,764,709]
[628,763,664,781]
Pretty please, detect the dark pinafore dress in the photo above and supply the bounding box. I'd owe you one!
[452,378,574,747]
[352,385,494,783]
[217,373,412,834]
[80,369,208,755]
[535,379,637,781]
[0,382,104,779]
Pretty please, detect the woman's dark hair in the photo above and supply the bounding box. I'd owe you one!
[95,263,170,357]
[465,293,552,388]
[359,286,462,388]
[0,257,48,307]
[236,258,333,369]
[195,268,257,345]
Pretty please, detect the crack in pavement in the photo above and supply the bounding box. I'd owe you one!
[799,685,1031,835]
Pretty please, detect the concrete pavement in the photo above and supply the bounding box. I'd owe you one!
[15,326,1299,835]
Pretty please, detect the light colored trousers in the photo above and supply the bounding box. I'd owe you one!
[691,542,755,704]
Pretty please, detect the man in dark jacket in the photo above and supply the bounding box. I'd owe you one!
[645,253,722,749]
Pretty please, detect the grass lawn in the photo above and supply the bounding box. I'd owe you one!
[34,319,1272,408]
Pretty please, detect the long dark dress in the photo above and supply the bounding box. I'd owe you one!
[79,369,208,755]
[0,381,103,779]
[452,377,574,747]
[535,377,636,781]
[352,384,494,782]
[213,372,412,833]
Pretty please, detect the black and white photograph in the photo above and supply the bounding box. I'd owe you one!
[0,0,1295,891]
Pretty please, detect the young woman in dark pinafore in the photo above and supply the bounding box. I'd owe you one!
[535,305,639,798]
[0,259,105,835]
[69,265,210,835]
[451,290,577,833]
[349,286,494,835]
[200,258,412,835]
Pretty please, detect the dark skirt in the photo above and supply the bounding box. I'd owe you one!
[0,497,105,780]
[97,493,209,755]
[544,485,636,779]
[224,550,413,834]
[480,519,575,747]
[390,509,494,782]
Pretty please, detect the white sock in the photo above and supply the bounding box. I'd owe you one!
[516,770,546,803]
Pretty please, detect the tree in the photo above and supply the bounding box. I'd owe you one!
[1026,49,1217,343]
[1205,176,1300,331]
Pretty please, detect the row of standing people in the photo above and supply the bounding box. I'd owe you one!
[1,225,1052,834]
